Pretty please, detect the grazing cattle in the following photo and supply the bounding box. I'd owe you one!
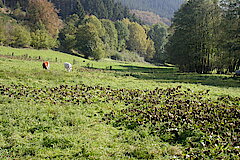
[42,61,50,70]
[234,70,240,77]
[64,62,72,72]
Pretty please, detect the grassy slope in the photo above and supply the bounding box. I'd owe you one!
[0,46,239,97]
[0,46,239,159]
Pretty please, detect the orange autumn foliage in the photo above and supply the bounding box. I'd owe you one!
[27,0,62,37]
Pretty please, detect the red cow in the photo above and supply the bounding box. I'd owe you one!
[42,61,50,70]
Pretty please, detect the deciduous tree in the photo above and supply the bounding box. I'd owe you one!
[10,25,31,48]
[27,0,62,38]
[220,0,240,72]
[148,23,168,63]
[115,20,129,51]
[82,15,106,39]
[76,23,105,60]
[101,19,118,54]
[31,29,58,49]
[166,0,223,73]
[59,14,79,52]
[127,22,148,56]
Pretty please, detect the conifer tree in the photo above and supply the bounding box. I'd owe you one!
[75,0,85,20]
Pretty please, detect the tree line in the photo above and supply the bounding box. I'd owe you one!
[166,0,239,73]
[0,0,168,62]
[58,14,167,61]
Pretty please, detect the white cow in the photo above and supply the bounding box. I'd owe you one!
[64,62,72,72]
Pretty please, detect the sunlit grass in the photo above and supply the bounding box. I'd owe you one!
[0,46,240,159]
[0,47,239,97]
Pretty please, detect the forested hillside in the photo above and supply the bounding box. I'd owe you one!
[2,0,139,21]
[130,10,171,26]
[0,0,168,63]
[117,0,185,19]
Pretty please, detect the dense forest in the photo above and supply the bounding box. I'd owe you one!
[117,0,185,19]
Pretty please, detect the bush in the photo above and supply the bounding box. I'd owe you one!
[92,48,105,60]
[0,23,6,45]
[111,51,145,62]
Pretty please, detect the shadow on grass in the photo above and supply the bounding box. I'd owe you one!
[112,65,175,73]
[110,65,240,88]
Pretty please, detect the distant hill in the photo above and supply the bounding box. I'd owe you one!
[116,0,185,19]
[130,10,171,26]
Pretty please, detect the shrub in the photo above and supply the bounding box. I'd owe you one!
[111,51,145,62]
[92,48,105,60]
[0,23,6,45]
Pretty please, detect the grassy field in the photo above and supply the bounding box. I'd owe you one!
[1,46,239,97]
[0,46,240,159]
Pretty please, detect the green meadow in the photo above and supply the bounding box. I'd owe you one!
[0,46,239,159]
